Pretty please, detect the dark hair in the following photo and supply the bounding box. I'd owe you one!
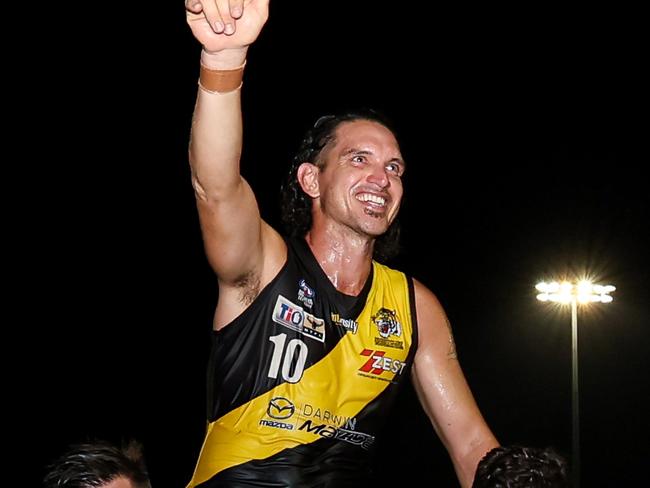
[472,445,569,488]
[280,109,401,262]
[43,439,151,488]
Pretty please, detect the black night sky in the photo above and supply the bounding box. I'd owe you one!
[34,3,647,487]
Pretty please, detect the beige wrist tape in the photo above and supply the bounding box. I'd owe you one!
[199,61,246,93]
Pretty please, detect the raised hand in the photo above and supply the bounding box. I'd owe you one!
[185,0,270,53]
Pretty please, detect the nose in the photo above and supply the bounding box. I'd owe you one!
[366,165,389,189]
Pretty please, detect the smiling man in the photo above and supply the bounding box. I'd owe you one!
[184,1,498,487]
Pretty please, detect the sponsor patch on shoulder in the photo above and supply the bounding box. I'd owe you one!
[273,295,325,342]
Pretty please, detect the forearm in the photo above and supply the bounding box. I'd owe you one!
[190,48,248,202]
[414,363,498,487]
[452,429,499,487]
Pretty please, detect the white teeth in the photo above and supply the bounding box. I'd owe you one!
[356,193,386,206]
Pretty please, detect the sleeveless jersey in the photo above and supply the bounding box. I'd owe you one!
[187,237,418,487]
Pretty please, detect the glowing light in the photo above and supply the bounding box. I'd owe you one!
[535,280,615,305]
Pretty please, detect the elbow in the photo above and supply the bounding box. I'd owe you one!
[191,173,209,202]
[189,149,242,203]
[191,170,244,204]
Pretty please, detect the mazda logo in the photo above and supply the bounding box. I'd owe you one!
[267,397,295,419]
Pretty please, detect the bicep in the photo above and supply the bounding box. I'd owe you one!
[411,301,478,449]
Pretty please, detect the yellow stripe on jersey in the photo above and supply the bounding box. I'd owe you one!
[188,261,413,487]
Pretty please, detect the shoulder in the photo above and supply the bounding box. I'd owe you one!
[371,260,414,285]
[411,278,455,352]
[371,267,445,314]
[412,278,446,315]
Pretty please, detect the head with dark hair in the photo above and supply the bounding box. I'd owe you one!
[281,109,402,262]
[472,445,569,488]
[43,440,151,488]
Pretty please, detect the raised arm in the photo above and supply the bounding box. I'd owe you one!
[185,0,285,326]
[411,280,499,487]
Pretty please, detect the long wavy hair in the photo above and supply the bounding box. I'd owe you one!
[280,109,401,262]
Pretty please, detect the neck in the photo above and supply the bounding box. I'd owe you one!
[305,227,374,296]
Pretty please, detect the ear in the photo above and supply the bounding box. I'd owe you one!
[297,162,320,198]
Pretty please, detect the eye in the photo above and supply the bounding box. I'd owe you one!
[386,162,403,175]
[351,155,366,164]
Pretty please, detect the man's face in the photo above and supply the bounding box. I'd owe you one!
[314,119,404,238]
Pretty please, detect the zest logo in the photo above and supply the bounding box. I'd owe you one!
[359,349,407,376]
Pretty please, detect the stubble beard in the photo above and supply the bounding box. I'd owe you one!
[364,207,383,219]
[358,207,392,237]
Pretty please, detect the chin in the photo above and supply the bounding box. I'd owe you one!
[359,221,390,238]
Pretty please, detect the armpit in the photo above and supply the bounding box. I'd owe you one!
[234,270,261,306]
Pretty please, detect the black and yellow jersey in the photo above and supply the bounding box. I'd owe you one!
[187,237,418,487]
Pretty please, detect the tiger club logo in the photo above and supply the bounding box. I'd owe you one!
[372,308,404,349]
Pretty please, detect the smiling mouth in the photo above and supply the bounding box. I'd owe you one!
[356,193,387,208]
